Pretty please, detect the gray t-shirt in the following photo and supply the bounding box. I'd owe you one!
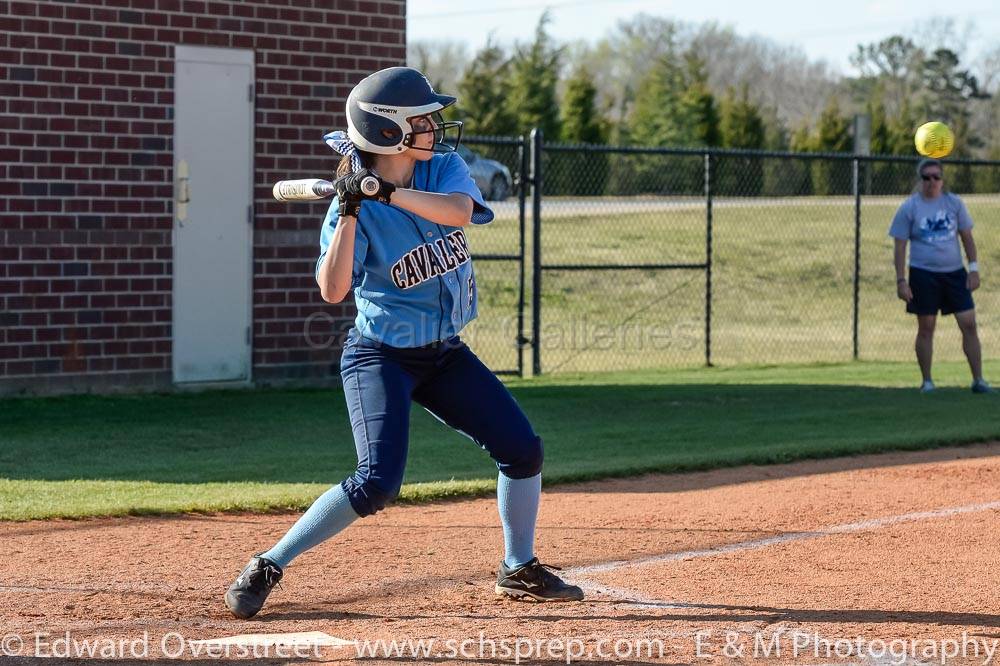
[888,192,973,272]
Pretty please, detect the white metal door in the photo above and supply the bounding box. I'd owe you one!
[173,46,254,384]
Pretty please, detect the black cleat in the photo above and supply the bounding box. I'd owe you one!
[972,379,994,394]
[225,555,283,619]
[495,557,584,602]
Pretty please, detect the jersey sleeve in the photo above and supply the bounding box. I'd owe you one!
[438,152,495,225]
[888,198,912,240]
[316,198,367,289]
[954,195,974,231]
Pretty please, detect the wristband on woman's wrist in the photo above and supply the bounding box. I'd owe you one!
[968,261,979,273]
[897,277,907,284]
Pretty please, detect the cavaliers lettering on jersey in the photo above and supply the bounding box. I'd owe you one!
[390,229,471,290]
[316,151,494,348]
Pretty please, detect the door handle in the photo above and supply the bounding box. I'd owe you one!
[177,160,190,223]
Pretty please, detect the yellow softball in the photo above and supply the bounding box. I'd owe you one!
[914,121,954,158]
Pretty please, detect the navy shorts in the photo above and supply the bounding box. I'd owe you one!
[907,266,975,316]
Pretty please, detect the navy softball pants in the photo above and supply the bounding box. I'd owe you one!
[338,328,543,517]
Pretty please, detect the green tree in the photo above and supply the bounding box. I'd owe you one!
[787,122,816,195]
[557,66,608,195]
[886,99,917,155]
[864,89,898,194]
[917,48,983,138]
[867,91,890,155]
[621,50,687,193]
[627,51,687,148]
[628,51,718,148]
[605,81,635,195]
[720,84,765,149]
[762,107,788,151]
[507,13,562,139]
[917,48,986,191]
[560,67,606,144]
[851,35,923,192]
[760,107,802,196]
[851,35,992,164]
[455,38,517,137]
[850,35,924,119]
[718,84,765,195]
[815,98,852,152]
[608,83,632,146]
[789,122,815,153]
[872,98,920,194]
[624,49,719,193]
[679,54,720,147]
[811,98,852,195]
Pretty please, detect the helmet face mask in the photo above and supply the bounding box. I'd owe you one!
[346,68,464,155]
[402,111,464,153]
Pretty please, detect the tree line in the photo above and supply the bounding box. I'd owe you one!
[410,14,1000,195]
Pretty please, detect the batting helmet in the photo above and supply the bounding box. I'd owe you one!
[346,67,463,155]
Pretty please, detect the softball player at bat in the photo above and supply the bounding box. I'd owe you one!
[224,67,583,619]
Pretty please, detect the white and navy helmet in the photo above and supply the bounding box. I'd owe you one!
[346,67,463,155]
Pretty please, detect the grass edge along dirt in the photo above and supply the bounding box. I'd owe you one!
[1,359,998,521]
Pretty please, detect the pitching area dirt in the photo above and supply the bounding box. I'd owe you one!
[2,443,999,664]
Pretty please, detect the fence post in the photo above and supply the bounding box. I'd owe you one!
[515,134,529,378]
[853,157,861,360]
[530,128,543,376]
[704,152,714,367]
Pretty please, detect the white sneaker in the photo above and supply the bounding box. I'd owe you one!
[920,380,935,393]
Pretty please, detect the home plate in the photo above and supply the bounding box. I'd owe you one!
[189,631,353,649]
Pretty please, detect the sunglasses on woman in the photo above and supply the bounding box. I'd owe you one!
[921,174,942,181]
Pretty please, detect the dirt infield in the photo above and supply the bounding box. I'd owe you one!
[3,443,999,664]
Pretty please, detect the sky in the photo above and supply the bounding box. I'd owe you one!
[407,0,1000,76]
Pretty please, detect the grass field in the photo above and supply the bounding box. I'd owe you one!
[2,359,997,521]
[463,195,1000,373]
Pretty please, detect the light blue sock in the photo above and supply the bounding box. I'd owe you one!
[497,472,541,568]
[261,484,359,569]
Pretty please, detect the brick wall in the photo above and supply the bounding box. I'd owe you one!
[0,0,406,395]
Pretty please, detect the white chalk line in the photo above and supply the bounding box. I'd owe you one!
[567,500,1000,579]
[565,501,1000,665]
[4,499,996,665]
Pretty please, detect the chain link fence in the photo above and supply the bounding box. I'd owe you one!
[449,136,527,375]
[456,133,1000,375]
[534,144,708,373]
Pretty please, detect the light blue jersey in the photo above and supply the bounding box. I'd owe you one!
[889,192,973,272]
[316,152,494,347]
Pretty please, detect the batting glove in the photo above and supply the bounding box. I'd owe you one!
[334,169,395,204]
[337,191,363,219]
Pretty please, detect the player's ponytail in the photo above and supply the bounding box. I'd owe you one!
[325,130,376,178]
[336,150,375,178]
